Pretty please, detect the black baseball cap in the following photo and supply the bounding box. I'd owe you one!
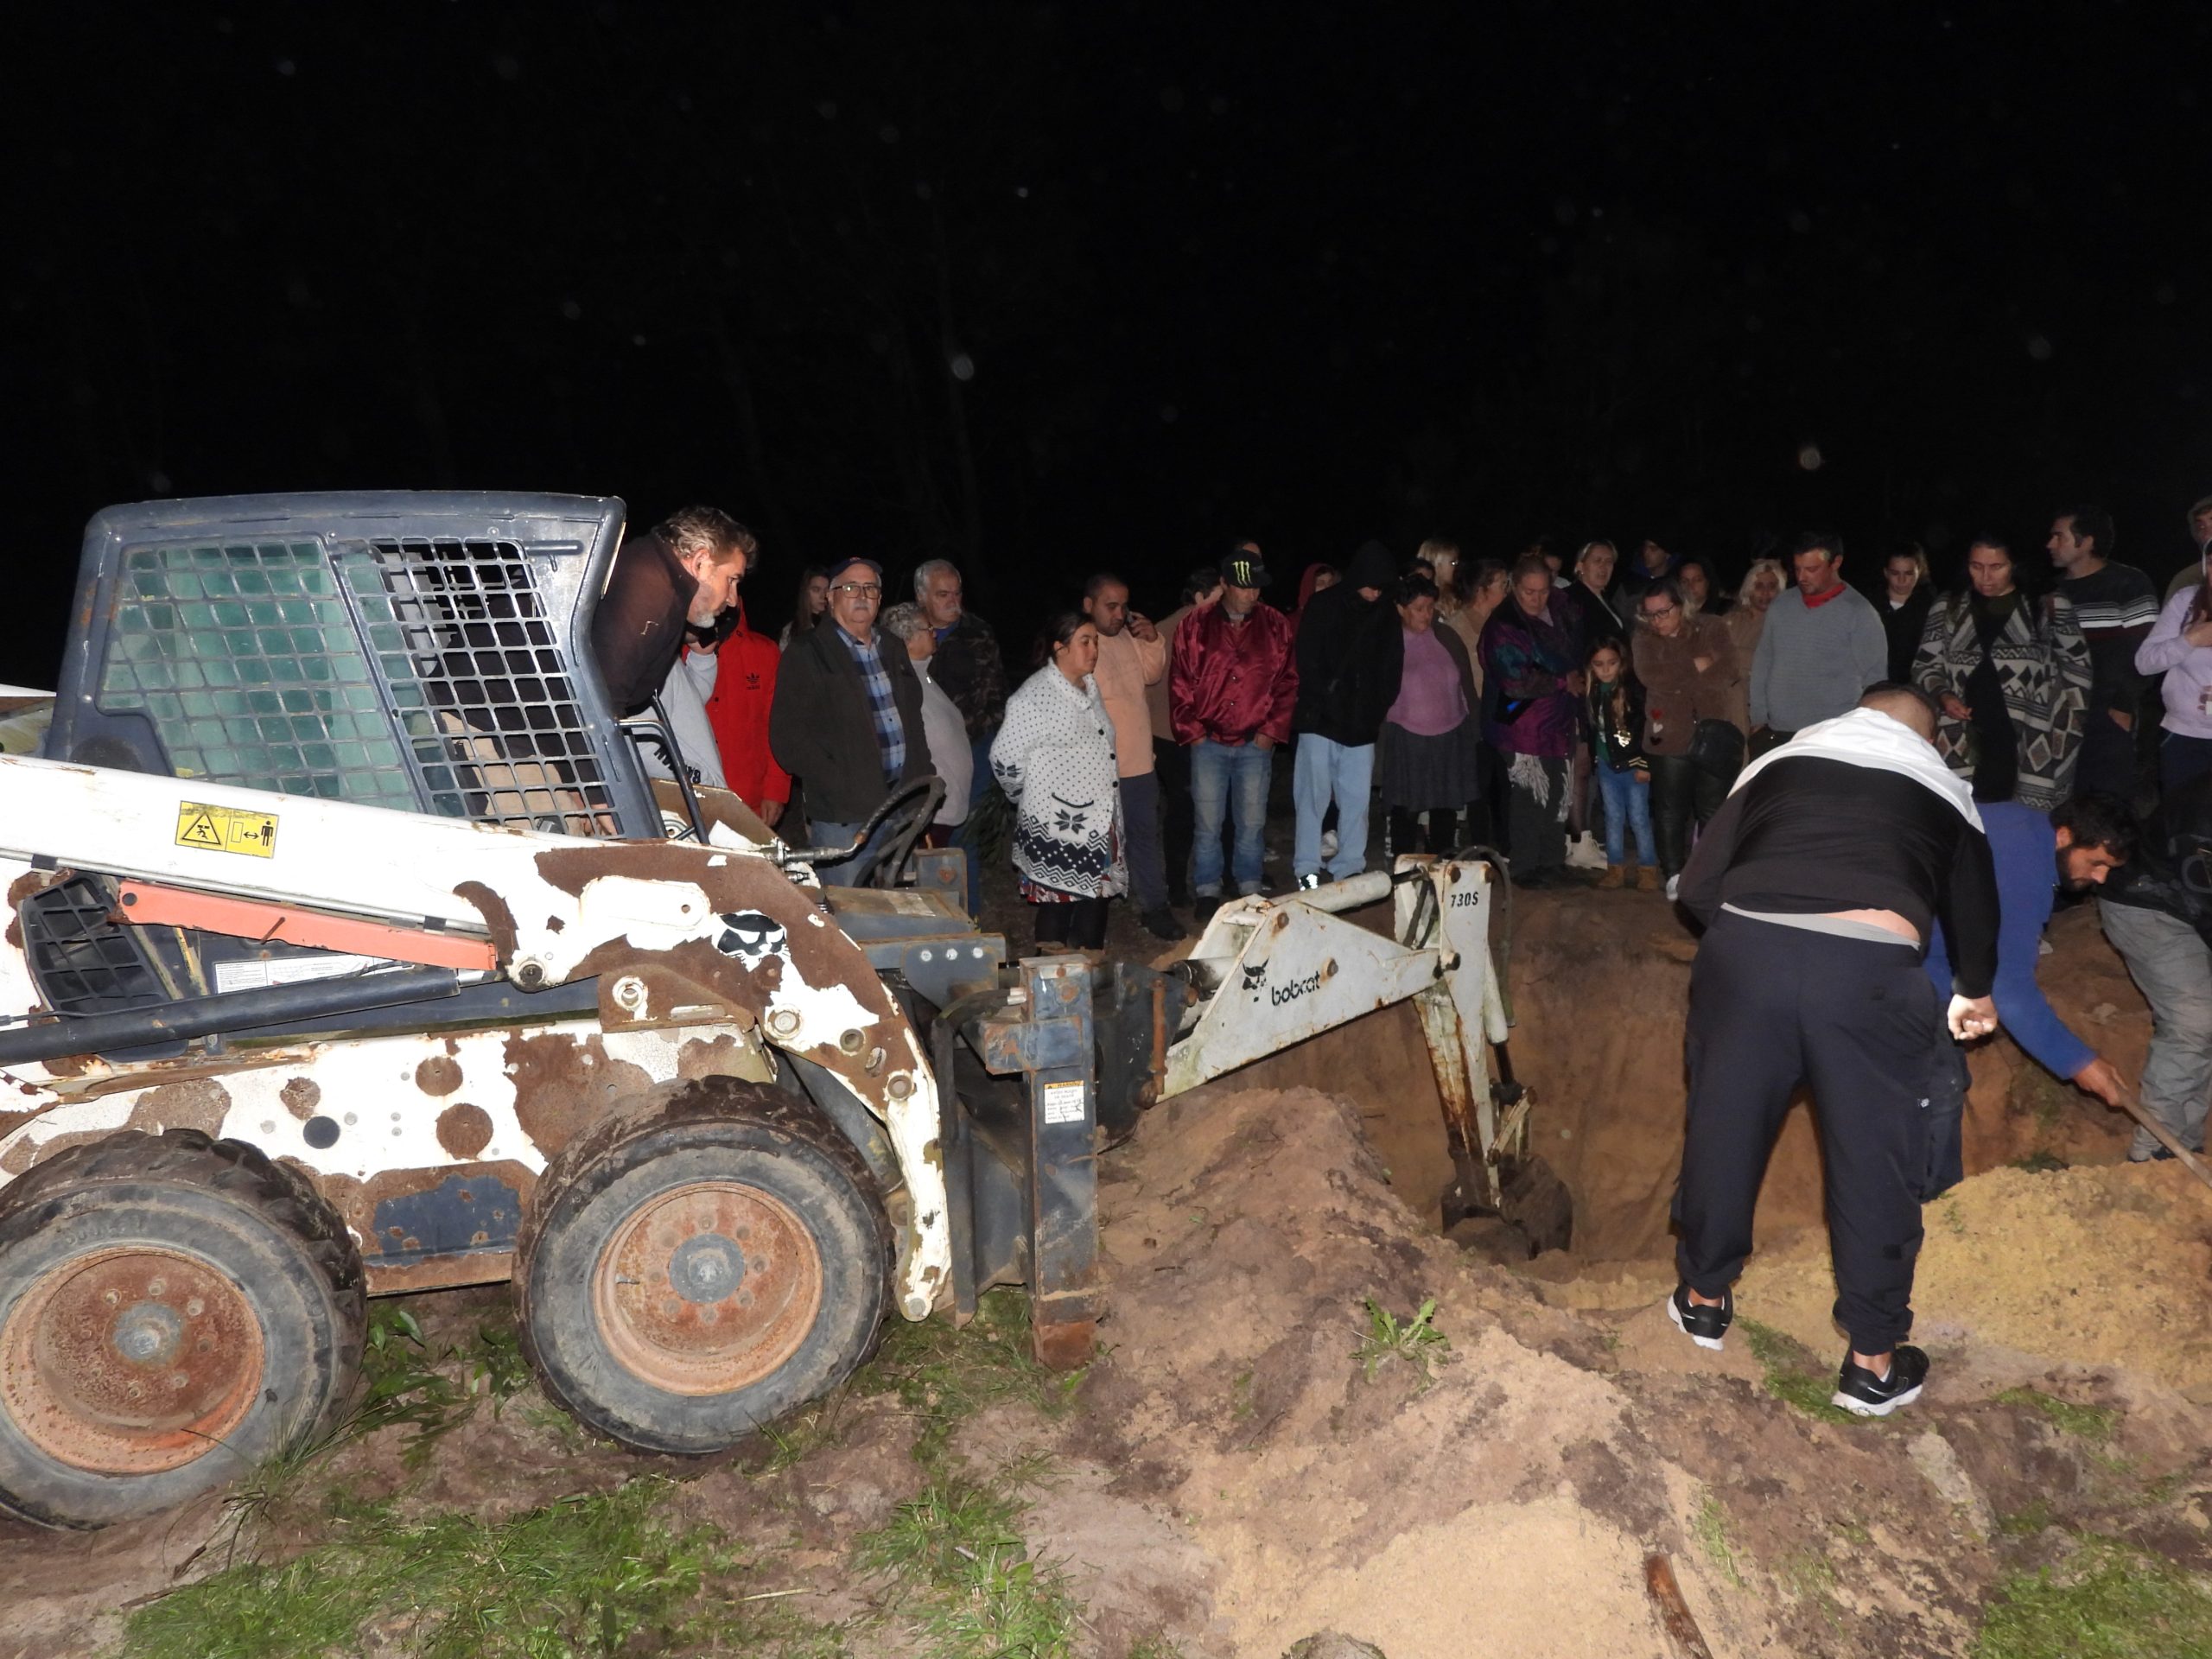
[1223,554,1273,588]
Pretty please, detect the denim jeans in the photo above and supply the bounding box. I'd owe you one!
[812,818,896,887]
[2099,899,2212,1158]
[1119,770,1169,912]
[1190,739,1273,894]
[1593,763,1656,868]
[1292,735,1373,881]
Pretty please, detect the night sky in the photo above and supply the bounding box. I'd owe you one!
[10,2,2210,684]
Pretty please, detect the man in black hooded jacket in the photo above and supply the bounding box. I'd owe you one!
[1291,540,1404,887]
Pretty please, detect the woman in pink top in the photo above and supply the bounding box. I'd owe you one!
[1376,573,1483,855]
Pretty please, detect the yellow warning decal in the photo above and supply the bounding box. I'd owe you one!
[175,803,279,858]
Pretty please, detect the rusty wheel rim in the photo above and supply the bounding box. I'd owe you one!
[590,1181,823,1396]
[0,1247,266,1476]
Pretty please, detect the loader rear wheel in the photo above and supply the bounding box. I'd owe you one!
[0,1129,365,1529]
[515,1082,893,1455]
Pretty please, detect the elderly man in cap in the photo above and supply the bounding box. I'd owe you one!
[770,556,934,884]
[1170,550,1298,918]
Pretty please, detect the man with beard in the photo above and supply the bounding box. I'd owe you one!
[1291,540,1403,888]
[1918,791,2135,1192]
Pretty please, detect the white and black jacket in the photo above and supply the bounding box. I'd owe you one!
[990,665,1127,899]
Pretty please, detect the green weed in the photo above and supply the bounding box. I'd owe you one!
[1780,1550,1843,1629]
[125,1478,734,1659]
[1975,1537,2212,1658]
[857,1480,1077,1659]
[1998,1499,2056,1537]
[1354,1296,1452,1388]
[855,1287,1084,1467]
[1694,1493,1745,1589]
[1996,1387,2119,1441]
[1740,1319,1859,1427]
[2009,1150,2069,1174]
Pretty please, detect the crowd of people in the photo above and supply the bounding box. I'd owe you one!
[590,493,2212,1416]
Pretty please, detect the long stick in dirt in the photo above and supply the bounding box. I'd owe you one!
[2114,1094,2212,1196]
[1642,1551,1715,1659]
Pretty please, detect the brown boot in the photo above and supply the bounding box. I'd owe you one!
[1636,865,1662,893]
[1596,862,1626,890]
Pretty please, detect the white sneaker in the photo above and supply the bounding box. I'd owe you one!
[1566,833,1607,871]
[1320,830,1339,859]
[1665,874,1681,901]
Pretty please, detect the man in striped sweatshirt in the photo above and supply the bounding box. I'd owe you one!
[2049,505,2158,801]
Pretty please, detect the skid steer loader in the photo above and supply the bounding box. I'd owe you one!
[0,493,1519,1529]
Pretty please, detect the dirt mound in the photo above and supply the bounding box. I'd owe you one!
[1739,1159,2212,1397]
[1484,891,2141,1262]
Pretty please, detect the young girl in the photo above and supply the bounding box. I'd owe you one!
[1586,639,1658,890]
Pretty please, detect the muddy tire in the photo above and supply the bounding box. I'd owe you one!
[0,1128,365,1529]
[514,1079,893,1455]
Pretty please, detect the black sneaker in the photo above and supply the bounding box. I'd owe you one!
[1668,1283,1732,1351]
[1140,906,1187,941]
[1832,1344,1929,1417]
[1192,893,1223,923]
[1296,872,1324,891]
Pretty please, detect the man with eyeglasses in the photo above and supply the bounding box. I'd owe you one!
[770,555,933,884]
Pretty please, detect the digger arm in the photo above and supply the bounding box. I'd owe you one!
[1161,858,1518,1205]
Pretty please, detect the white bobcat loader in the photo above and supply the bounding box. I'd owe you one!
[0,493,1518,1528]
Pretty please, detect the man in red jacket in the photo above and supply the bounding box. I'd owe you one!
[702,598,790,828]
[1170,552,1298,918]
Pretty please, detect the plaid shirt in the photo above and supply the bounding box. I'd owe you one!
[835,623,907,783]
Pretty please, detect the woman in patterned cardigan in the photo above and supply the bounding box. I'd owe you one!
[1910,537,2091,810]
[990,612,1128,950]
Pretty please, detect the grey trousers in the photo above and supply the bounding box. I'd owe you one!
[2098,899,2212,1158]
[1120,770,1168,913]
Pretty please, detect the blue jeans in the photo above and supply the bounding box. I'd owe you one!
[946,728,995,917]
[812,818,897,887]
[1191,739,1273,895]
[1593,764,1656,868]
[1293,735,1373,881]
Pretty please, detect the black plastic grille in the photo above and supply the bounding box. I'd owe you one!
[20,875,171,1018]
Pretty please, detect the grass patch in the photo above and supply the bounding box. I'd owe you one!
[1740,1319,1859,1427]
[1996,1387,2119,1441]
[858,1479,1077,1659]
[855,1287,1086,1467]
[1353,1296,1452,1389]
[125,1478,751,1659]
[1998,1498,2057,1537]
[1975,1537,2212,1658]
[1780,1550,1843,1630]
[2009,1150,2069,1174]
[1694,1493,1745,1589]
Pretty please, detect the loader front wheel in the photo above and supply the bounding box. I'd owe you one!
[515,1085,893,1455]
[0,1130,365,1529]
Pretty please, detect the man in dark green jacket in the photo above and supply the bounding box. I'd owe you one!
[770,555,933,883]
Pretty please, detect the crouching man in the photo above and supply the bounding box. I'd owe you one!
[1668,686,1998,1417]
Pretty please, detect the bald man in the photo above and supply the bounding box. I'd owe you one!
[1667,685,1999,1417]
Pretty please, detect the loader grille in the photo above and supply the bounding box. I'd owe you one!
[96,538,619,838]
[19,874,172,1018]
[343,538,617,836]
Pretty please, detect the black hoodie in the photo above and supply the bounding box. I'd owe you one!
[1293,541,1406,745]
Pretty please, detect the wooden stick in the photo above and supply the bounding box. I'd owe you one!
[2114,1095,2212,1196]
[1643,1551,1716,1659]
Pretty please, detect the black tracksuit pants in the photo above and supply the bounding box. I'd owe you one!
[1674,910,1944,1354]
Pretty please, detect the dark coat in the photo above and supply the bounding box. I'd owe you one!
[591,529,697,715]
[1563,581,1626,649]
[1293,545,1405,745]
[768,621,934,824]
[1881,586,1935,684]
[931,612,1007,738]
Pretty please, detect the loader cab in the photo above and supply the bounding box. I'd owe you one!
[31,493,669,1055]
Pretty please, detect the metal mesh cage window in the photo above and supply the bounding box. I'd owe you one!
[340,538,617,836]
[99,543,417,805]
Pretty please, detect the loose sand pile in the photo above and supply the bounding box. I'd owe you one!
[1739,1160,2212,1395]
